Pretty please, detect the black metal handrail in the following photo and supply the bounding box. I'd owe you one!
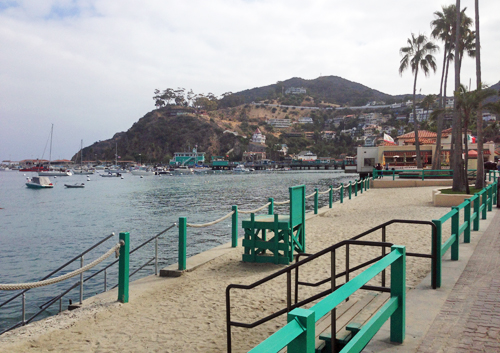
[226,239,393,353]
[226,219,438,352]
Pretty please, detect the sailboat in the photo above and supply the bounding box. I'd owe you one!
[73,140,95,174]
[38,125,73,177]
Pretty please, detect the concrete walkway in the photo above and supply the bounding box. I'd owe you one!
[365,207,500,353]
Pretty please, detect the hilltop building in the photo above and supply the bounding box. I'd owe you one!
[285,87,307,95]
[251,128,266,144]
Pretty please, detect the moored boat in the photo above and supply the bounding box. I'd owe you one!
[233,164,250,173]
[64,183,85,188]
[26,176,54,189]
[130,166,155,176]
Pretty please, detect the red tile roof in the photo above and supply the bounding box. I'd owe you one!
[397,130,448,139]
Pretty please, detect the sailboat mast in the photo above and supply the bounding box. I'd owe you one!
[115,143,117,166]
[48,124,53,169]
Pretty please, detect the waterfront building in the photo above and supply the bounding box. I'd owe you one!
[169,148,205,166]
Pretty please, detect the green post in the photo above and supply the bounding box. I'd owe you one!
[494,180,498,205]
[231,205,238,248]
[464,200,471,243]
[487,184,493,211]
[451,209,459,261]
[432,220,442,288]
[392,169,396,181]
[179,217,187,271]
[314,188,318,214]
[118,232,129,303]
[340,183,344,203]
[473,194,480,231]
[287,308,315,353]
[268,197,274,215]
[366,177,370,190]
[348,182,352,200]
[422,169,425,181]
[329,186,333,208]
[373,168,378,179]
[482,190,487,219]
[354,180,358,196]
[488,170,491,181]
[390,245,406,343]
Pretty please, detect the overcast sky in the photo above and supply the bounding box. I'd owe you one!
[1,0,499,162]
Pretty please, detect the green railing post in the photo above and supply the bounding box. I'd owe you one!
[268,197,274,215]
[231,205,238,248]
[493,180,498,205]
[432,220,442,288]
[488,170,491,182]
[473,194,480,231]
[487,184,493,212]
[354,180,358,197]
[314,188,318,214]
[421,169,425,181]
[348,182,352,200]
[451,209,459,261]
[179,217,187,271]
[340,183,344,203]
[366,177,370,190]
[482,190,487,220]
[118,232,130,303]
[392,169,396,180]
[464,200,471,243]
[329,186,333,208]
[390,245,406,343]
[287,308,315,353]
[373,168,378,179]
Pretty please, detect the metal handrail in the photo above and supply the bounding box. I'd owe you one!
[226,239,393,353]
[1,224,177,335]
[226,219,438,352]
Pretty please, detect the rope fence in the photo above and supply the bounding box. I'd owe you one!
[186,211,235,228]
[0,242,123,291]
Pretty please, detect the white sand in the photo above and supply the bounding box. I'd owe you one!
[0,187,452,353]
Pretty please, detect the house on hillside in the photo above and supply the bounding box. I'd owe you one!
[285,87,307,95]
[251,128,266,144]
[296,151,317,161]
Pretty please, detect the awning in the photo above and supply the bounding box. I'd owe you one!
[383,151,430,157]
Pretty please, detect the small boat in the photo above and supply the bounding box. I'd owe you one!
[64,183,85,188]
[26,176,54,189]
[100,172,122,177]
[233,164,250,173]
[130,166,155,176]
[38,168,73,176]
[172,166,193,175]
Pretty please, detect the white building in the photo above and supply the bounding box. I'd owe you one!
[298,117,313,124]
[267,119,291,128]
[285,87,307,95]
[252,128,266,144]
[296,151,317,161]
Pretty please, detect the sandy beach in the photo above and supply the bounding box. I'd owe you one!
[0,186,453,353]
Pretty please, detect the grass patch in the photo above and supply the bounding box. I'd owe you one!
[440,187,483,195]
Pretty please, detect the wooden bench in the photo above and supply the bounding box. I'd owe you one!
[242,185,306,264]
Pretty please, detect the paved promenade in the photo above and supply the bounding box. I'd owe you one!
[366,207,500,353]
[417,208,500,352]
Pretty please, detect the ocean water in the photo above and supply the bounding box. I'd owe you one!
[0,169,357,332]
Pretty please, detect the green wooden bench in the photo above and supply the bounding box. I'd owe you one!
[242,185,306,264]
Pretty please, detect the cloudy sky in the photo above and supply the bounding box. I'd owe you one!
[1,0,499,162]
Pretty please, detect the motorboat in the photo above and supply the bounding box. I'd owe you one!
[172,166,194,175]
[26,176,54,189]
[38,168,73,176]
[64,183,85,188]
[192,166,211,174]
[130,166,155,176]
[233,164,250,173]
[100,172,122,177]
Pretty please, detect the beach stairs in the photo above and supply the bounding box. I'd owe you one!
[314,292,390,353]
[242,185,306,265]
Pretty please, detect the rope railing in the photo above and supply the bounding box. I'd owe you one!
[239,202,272,214]
[274,200,290,205]
[0,242,123,291]
[305,192,316,199]
[186,211,235,228]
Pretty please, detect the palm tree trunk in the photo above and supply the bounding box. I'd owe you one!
[412,69,422,168]
[474,0,484,189]
[452,0,465,191]
[432,48,449,170]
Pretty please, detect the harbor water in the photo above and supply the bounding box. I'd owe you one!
[0,169,357,332]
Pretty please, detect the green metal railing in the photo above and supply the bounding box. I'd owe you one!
[372,168,481,181]
[177,177,371,271]
[432,180,498,287]
[249,245,406,353]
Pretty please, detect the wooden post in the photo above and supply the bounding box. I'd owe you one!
[287,308,315,353]
[390,245,406,343]
[314,188,318,214]
[268,197,274,215]
[231,205,238,248]
[179,217,187,270]
[118,232,129,303]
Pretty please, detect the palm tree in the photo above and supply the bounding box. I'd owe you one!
[474,0,484,189]
[399,34,438,168]
[431,5,474,170]
[455,85,496,193]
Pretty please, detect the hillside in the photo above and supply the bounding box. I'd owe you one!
[225,76,401,107]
